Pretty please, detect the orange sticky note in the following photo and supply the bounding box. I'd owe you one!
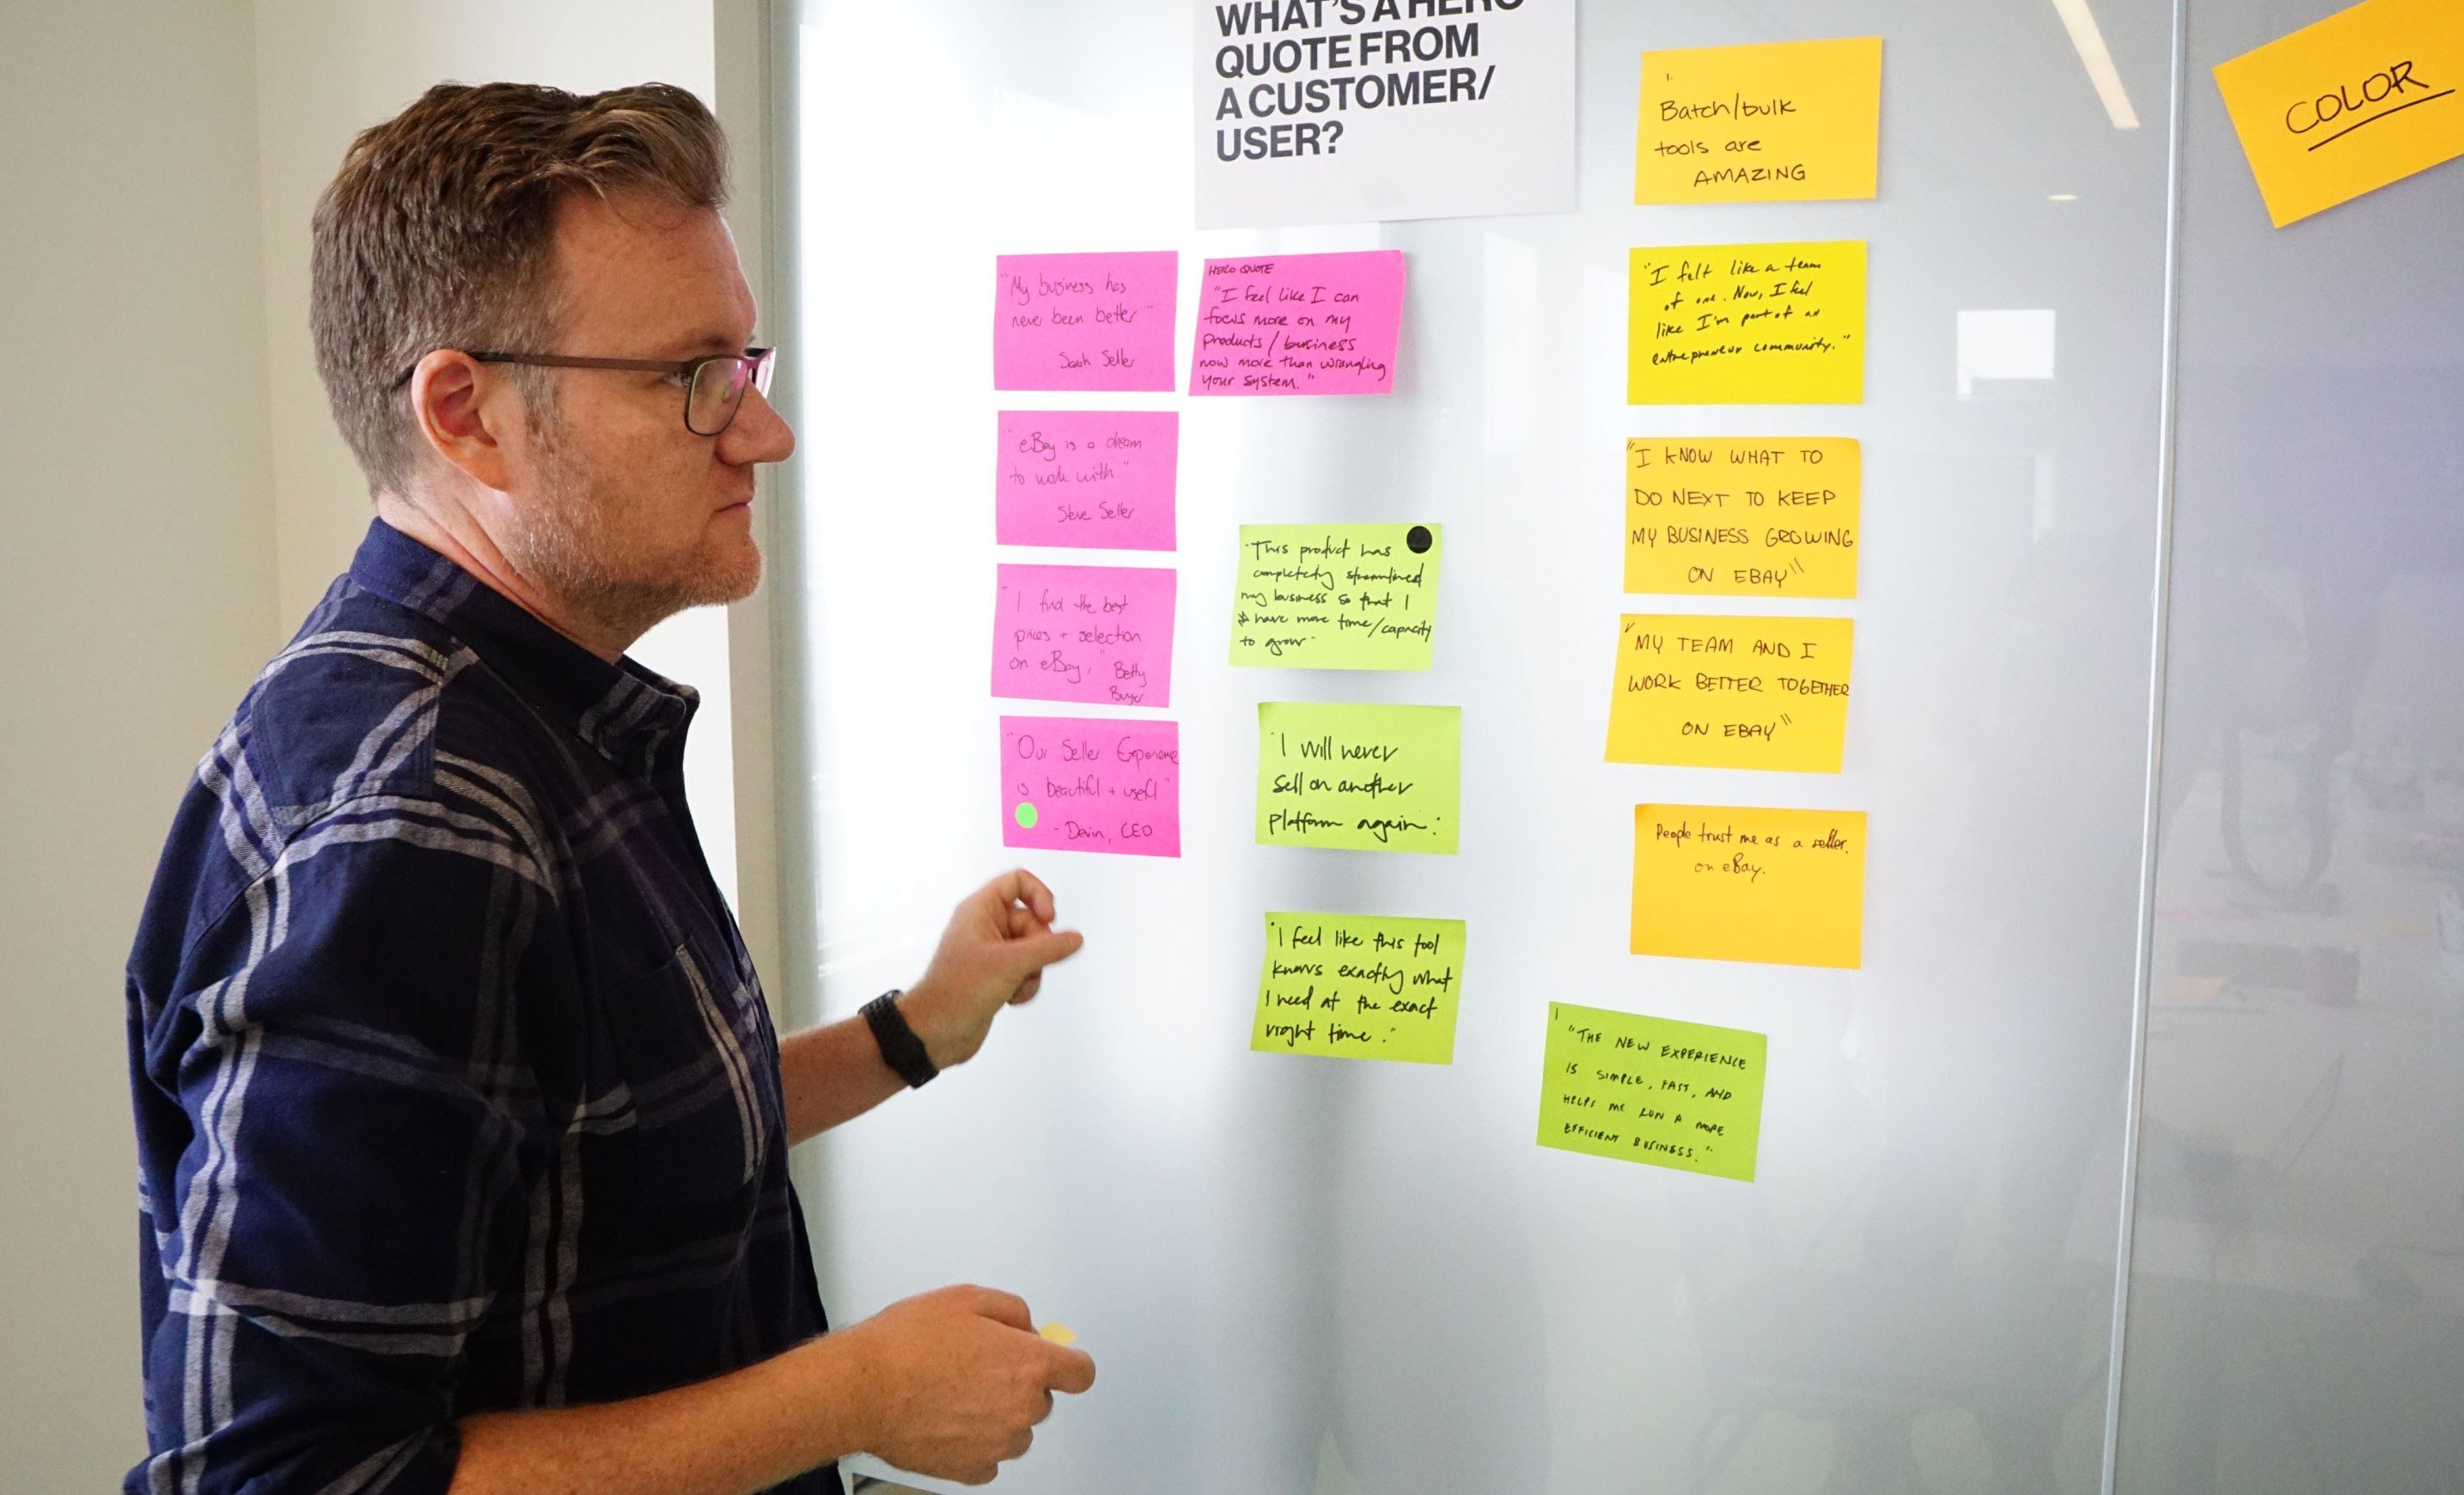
[2213,0,2464,226]
[1631,805,1866,969]
[1636,37,1883,204]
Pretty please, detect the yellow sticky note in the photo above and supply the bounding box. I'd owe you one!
[1230,523,1442,670]
[1627,242,1866,405]
[1257,702,1460,853]
[1631,804,1866,969]
[1038,1321,1077,1346]
[2213,0,2464,227]
[1624,438,1859,598]
[1252,912,1464,1065]
[1537,1003,1766,1182]
[1605,614,1852,773]
[1635,37,1883,204]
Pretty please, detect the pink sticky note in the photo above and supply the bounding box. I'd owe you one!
[1000,717,1181,858]
[994,411,1178,551]
[1189,250,1405,397]
[993,252,1179,392]
[992,564,1176,707]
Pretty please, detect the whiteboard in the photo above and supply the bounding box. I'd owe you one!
[774,1,2186,1491]
[2114,1,2464,1490]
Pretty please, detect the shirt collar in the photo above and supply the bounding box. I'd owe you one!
[347,518,698,778]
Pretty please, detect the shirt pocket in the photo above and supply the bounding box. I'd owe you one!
[607,941,771,1211]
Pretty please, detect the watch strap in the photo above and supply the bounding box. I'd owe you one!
[862,991,939,1088]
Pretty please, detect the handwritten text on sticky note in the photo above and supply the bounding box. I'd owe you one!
[1253,912,1465,1065]
[2213,0,2464,228]
[994,412,1177,551]
[994,252,1178,392]
[1257,702,1460,853]
[1538,1004,1766,1181]
[1625,438,1858,598]
[1632,804,1865,968]
[992,564,1175,707]
[1230,523,1441,670]
[1627,241,1866,405]
[1192,252,1404,396]
[1636,37,1884,204]
[1000,717,1180,858]
[1606,614,1852,773]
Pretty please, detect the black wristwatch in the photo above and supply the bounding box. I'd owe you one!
[861,991,939,1088]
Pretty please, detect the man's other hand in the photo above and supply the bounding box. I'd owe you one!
[900,870,1083,1069]
[845,1284,1099,1486]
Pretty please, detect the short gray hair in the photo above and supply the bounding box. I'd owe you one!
[309,81,729,494]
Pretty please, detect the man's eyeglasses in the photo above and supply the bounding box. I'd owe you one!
[396,347,778,436]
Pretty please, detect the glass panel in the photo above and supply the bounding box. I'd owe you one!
[2112,2,2464,1490]
[778,2,2179,1490]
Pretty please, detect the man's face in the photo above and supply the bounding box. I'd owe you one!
[499,190,794,638]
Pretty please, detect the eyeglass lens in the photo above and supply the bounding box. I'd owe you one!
[686,357,753,436]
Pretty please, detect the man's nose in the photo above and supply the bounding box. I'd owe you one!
[720,386,795,464]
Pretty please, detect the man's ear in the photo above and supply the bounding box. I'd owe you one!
[406,349,516,492]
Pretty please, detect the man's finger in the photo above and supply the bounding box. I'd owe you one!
[1002,928,1083,980]
[1009,972,1042,1006]
[1046,1345,1096,1394]
[987,868,1058,925]
[967,1286,1034,1330]
[1007,903,1052,944]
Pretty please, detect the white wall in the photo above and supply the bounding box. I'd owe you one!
[0,3,279,1485]
[249,0,747,906]
[0,3,759,1482]
[250,0,720,624]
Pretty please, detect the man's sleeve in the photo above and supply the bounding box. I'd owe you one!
[133,801,558,1495]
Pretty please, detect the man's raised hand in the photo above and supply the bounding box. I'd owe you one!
[899,870,1083,1069]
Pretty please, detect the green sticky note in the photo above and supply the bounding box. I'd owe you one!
[1252,912,1466,1065]
[1256,702,1461,854]
[1536,1003,1766,1182]
[1229,523,1442,670]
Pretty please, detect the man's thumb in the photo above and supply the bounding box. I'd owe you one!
[1009,927,1083,976]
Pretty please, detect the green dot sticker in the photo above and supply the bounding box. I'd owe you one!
[1014,802,1039,829]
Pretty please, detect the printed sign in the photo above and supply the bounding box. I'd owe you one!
[1196,0,1577,226]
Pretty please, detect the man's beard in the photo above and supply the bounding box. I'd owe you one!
[503,409,762,648]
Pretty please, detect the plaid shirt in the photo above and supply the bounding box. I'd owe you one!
[125,520,838,1494]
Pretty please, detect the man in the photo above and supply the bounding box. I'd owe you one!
[125,81,1093,1495]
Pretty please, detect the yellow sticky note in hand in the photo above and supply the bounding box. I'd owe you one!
[1631,804,1867,969]
[2213,0,2464,227]
[1636,36,1884,204]
[1627,242,1867,405]
[1039,1322,1077,1346]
